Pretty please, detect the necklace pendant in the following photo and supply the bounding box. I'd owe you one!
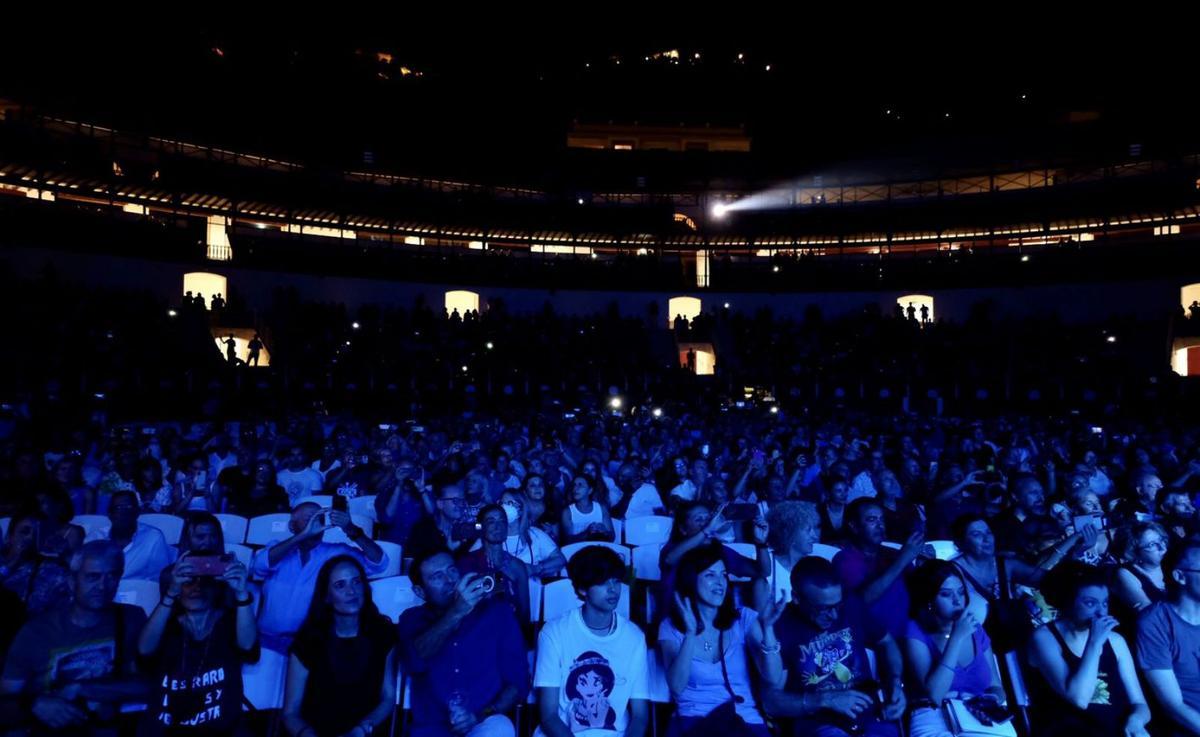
[704,641,712,652]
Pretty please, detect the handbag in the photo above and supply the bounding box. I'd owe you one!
[680,629,756,737]
[957,558,1035,653]
[942,698,1017,737]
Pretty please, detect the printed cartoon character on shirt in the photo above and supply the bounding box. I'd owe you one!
[567,651,619,732]
[797,628,857,688]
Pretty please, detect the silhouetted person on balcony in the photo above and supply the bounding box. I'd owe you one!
[223,334,238,365]
[686,348,697,373]
[920,304,930,324]
[906,302,917,322]
[449,308,462,326]
[674,314,688,334]
[195,293,207,311]
[183,291,194,310]
[894,303,905,321]
[211,293,225,312]
[248,334,263,366]
[1189,300,1200,321]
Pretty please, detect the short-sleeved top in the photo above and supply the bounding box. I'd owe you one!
[0,558,73,615]
[503,528,561,569]
[140,612,260,735]
[534,609,650,737]
[904,620,993,698]
[4,603,146,693]
[657,607,765,724]
[1137,602,1200,713]
[833,545,911,638]
[775,599,885,735]
[291,614,397,737]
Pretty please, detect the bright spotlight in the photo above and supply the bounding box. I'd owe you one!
[651,407,663,418]
[723,302,731,309]
[167,309,177,317]
[711,203,729,219]
[461,365,469,372]
[769,406,779,414]
[486,341,494,350]
[1106,336,1117,343]
[772,265,780,273]
[609,397,622,409]
[1020,255,1030,262]
[577,197,584,205]
[351,321,360,329]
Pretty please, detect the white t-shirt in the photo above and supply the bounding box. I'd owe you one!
[767,552,793,606]
[534,609,650,737]
[505,527,561,568]
[669,479,697,502]
[276,467,325,505]
[847,471,877,503]
[310,459,342,481]
[621,484,664,519]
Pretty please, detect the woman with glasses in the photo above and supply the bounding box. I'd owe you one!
[1111,521,1169,628]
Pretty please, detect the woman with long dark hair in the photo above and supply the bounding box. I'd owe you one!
[658,544,784,737]
[282,555,396,737]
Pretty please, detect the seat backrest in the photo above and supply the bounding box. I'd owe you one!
[541,578,630,622]
[348,495,377,521]
[214,514,249,545]
[810,543,842,562]
[622,515,674,547]
[295,495,333,508]
[611,519,623,544]
[139,513,184,545]
[926,539,959,560]
[246,513,293,547]
[724,542,757,560]
[1003,651,1031,707]
[370,575,422,624]
[632,543,664,581]
[324,514,375,546]
[115,578,160,616]
[72,514,112,541]
[369,541,403,579]
[225,543,254,571]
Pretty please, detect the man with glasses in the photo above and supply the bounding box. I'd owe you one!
[400,548,528,737]
[407,484,474,560]
[1138,539,1200,736]
[764,556,905,737]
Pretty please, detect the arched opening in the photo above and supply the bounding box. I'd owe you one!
[678,342,716,376]
[1172,337,1200,376]
[897,294,935,324]
[444,290,481,317]
[667,296,702,328]
[183,272,228,310]
[1180,284,1200,313]
[212,328,271,367]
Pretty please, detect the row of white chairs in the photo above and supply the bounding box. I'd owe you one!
[63,508,374,548]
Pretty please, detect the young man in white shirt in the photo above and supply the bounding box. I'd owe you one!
[104,490,174,581]
[276,446,325,505]
[535,546,649,737]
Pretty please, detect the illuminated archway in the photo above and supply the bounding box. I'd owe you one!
[1172,337,1200,376]
[183,272,228,309]
[212,328,271,367]
[445,290,481,316]
[897,294,935,324]
[1181,284,1200,313]
[667,296,702,328]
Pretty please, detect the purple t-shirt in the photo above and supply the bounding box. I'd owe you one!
[833,545,911,639]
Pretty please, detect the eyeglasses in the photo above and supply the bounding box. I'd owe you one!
[1175,568,1200,574]
[1139,539,1168,552]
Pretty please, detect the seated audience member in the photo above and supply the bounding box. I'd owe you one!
[757,500,821,607]
[949,514,1048,650]
[833,497,923,638]
[902,560,1006,737]
[224,458,289,517]
[399,548,530,737]
[0,541,149,734]
[818,477,851,546]
[1028,562,1150,737]
[276,445,325,507]
[456,505,531,622]
[0,512,73,615]
[1110,520,1168,627]
[992,474,1056,561]
[521,474,558,540]
[251,502,386,656]
[1138,538,1200,736]
[105,490,174,581]
[32,486,85,558]
[137,552,258,735]
[763,556,906,737]
[609,463,664,520]
[1159,490,1200,543]
[407,484,476,561]
[283,555,396,737]
[535,545,649,737]
[561,475,615,544]
[374,457,428,546]
[1108,470,1162,525]
[659,545,786,737]
[498,489,567,580]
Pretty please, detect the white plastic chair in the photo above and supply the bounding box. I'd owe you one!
[367,541,403,579]
[926,539,959,560]
[810,543,842,562]
[115,579,160,616]
[348,494,377,521]
[723,542,757,560]
[611,519,623,544]
[622,515,674,546]
[881,541,902,551]
[72,514,112,541]
[214,513,248,544]
[139,513,184,545]
[541,578,630,622]
[295,495,333,509]
[632,543,664,581]
[370,575,422,624]
[246,513,292,547]
[324,514,375,546]
[243,648,287,710]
